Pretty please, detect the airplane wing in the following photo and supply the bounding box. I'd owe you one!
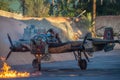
[87,37,120,44]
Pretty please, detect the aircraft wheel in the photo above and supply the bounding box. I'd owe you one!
[32,59,41,71]
[78,59,87,70]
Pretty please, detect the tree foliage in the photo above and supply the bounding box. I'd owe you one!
[19,0,50,17]
[0,0,120,17]
[96,0,120,15]
[48,0,93,17]
[0,0,10,11]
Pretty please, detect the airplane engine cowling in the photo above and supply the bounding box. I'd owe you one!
[30,39,46,54]
[30,34,47,55]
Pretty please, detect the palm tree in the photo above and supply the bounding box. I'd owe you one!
[92,0,96,37]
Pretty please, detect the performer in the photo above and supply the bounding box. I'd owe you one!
[46,28,62,43]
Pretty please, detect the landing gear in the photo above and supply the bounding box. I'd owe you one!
[75,32,90,70]
[32,59,41,71]
[78,59,87,70]
[73,50,89,70]
[32,54,42,71]
[77,51,88,70]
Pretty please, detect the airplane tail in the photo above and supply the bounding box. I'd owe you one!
[103,27,114,40]
[103,27,115,52]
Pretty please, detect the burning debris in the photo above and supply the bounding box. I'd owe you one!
[0,56,41,79]
[0,62,30,78]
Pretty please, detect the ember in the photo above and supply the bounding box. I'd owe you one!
[0,62,30,78]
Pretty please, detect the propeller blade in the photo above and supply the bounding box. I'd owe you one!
[73,51,78,60]
[82,33,89,46]
[7,33,14,47]
[6,51,12,60]
[83,51,89,62]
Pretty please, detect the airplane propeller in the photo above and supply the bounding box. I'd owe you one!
[81,33,90,62]
[73,32,90,67]
[7,33,14,48]
[5,34,31,60]
[6,33,14,60]
[77,33,91,70]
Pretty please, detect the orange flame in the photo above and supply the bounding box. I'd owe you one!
[0,62,30,78]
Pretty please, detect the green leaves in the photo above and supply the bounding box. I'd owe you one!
[1,0,120,17]
[0,0,10,11]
